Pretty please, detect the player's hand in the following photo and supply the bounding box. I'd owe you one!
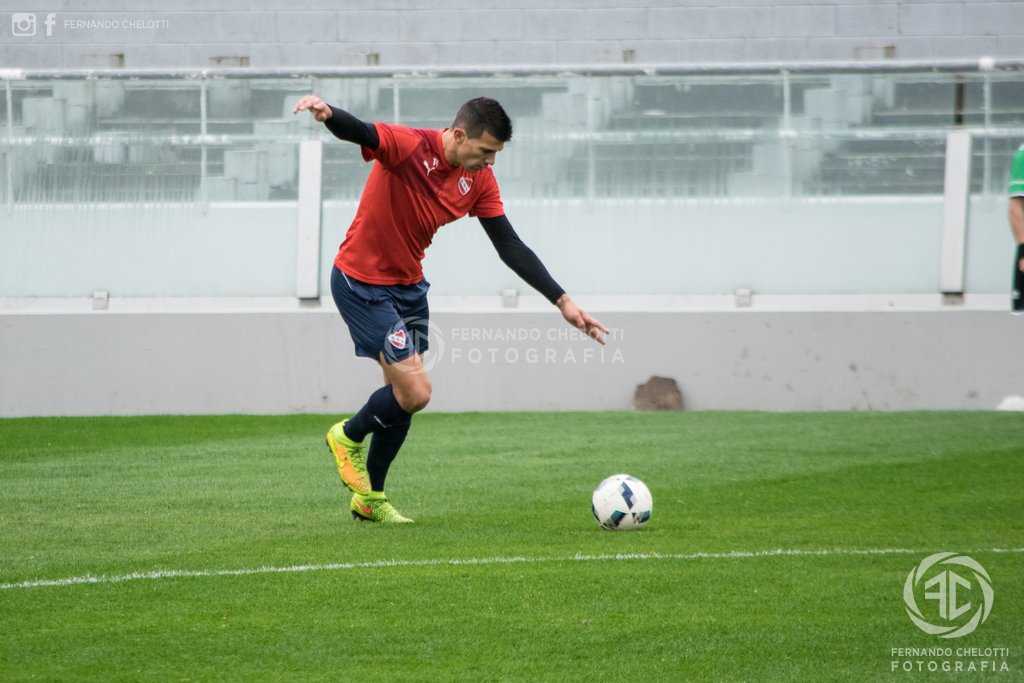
[557,295,609,345]
[292,95,333,122]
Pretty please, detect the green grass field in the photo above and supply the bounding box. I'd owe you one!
[1,412,1022,681]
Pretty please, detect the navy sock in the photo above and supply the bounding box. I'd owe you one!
[343,385,411,443]
[366,415,411,492]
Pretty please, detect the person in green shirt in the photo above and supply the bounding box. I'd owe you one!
[1008,144,1024,313]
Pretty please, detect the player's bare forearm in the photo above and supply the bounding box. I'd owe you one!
[556,294,609,345]
[1010,198,1024,244]
[1010,198,1024,271]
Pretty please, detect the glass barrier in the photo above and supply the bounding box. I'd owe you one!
[3,66,1024,298]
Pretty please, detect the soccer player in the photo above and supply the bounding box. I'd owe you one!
[1009,143,1024,314]
[293,95,609,523]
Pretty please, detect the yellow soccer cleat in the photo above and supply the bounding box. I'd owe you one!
[350,492,414,524]
[326,420,370,495]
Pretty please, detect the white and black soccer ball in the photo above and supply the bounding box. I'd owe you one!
[592,473,652,530]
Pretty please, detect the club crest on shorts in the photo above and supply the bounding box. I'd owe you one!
[458,176,473,195]
[387,329,407,350]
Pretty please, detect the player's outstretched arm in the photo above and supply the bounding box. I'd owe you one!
[480,215,609,345]
[293,95,379,149]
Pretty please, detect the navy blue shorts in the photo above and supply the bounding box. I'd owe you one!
[330,265,430,364]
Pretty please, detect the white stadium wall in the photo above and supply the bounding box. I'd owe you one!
[1,305,1021,416]
[1,197,1017,299]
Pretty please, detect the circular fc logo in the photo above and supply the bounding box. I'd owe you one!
[903,552,993,639]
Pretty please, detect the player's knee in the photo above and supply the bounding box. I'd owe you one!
[396,380,431,414]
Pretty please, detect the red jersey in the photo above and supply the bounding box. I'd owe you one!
[334,123,505,285]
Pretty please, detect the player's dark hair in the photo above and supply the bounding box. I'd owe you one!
[453,97,512,142]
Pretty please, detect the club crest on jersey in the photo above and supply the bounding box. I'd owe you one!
[458,176,473,195]
[387,329,407,350]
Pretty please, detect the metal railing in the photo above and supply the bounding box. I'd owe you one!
[3,59,1024,205]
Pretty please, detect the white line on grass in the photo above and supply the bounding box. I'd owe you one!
[2,546,1022,591]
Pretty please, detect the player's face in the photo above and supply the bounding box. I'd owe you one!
[453,129,504,172]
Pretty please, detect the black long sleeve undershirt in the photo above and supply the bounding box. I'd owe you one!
[479,215,566,305]
[324,105,379,149]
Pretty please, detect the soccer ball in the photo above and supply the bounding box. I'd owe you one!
[591,473,652,530]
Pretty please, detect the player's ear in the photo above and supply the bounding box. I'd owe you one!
[452,127,467,143]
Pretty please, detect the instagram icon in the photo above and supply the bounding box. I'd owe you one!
[10,13,54,36]
[11,12,36,36]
